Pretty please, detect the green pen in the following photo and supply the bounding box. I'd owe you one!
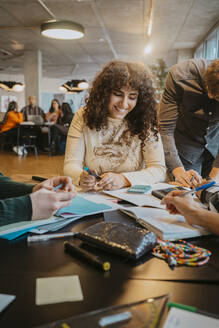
[168,302,219,320]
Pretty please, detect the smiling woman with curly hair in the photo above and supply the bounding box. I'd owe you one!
[64,60,166,191]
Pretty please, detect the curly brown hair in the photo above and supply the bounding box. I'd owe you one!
[83,60,158,144]
[206,59,219,97]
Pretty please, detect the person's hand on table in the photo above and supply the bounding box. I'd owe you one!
[161,190,203,226]
[32,176,74,193]
[96,172,130,191]
[172,167,202,188]
[79,170,97,191]
[30,187,76,220]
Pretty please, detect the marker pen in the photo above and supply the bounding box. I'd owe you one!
[64,241,111,271]
[84,166,101,181]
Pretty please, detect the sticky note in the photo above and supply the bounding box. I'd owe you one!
[35,275,83,305]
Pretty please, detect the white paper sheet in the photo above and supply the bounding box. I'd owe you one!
[163,307,219,328]
[36,275,83,305]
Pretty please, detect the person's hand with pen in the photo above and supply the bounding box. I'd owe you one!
[30,176,76,220]
[79,167,130,191]
[161,179,219,235]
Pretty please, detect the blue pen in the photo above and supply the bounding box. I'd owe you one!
[178,180,216,197]
[53,183,65,191]
[84,166,101,181]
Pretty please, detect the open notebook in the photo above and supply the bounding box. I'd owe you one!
[120,206,210,240]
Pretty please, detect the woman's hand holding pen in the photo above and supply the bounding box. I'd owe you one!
[79,170,97,191]
[172,167,202,188]
[79,169,130,191]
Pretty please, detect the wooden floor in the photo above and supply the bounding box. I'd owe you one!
[0,150,65,181]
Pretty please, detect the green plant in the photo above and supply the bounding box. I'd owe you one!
[150,59,168,100]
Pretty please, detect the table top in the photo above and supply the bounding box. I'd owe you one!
[0,212,219,327]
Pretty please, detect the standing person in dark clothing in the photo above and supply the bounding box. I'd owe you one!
[50,102,74,155]
[159,59,219,188]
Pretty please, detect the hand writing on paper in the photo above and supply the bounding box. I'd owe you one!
[161,190,203,226]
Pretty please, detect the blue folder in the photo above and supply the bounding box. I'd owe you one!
[56,195,112,217]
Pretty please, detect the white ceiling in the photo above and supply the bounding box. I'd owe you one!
[0,0,218,80]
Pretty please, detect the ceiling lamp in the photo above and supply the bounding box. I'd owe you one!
[0,81,25,92]
[60,79,89,93]
[40,20,85,40]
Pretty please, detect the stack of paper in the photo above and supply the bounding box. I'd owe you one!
[0,195,115,240]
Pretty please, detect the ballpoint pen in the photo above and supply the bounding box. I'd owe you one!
[53,183,65,191]
[178,180,216,197]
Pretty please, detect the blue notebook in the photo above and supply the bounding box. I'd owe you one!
[56,195,112,218]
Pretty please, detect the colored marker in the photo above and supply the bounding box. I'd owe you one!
[178,180,216,197]
[64,241,111,272]
[168,302,219,320]
[27,232,75,243]
[84,166,101,181]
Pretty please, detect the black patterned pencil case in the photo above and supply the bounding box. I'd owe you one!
[76,222,157,260]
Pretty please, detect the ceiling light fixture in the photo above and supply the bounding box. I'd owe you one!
[145,0,154,37]
[0,81,25,92]
[60,79,89,93]
[40,20,85,40]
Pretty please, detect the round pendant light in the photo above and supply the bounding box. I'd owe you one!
[40,20,85,40]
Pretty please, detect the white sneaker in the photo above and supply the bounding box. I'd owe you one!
[13,146,18,154]
[13,146,24,156]
[23,147,28,155]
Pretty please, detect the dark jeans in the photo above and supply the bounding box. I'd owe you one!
[1,128,18,149]
[50,125,68,155]
[180,149,215,178]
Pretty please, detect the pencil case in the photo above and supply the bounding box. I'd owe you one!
[76,222,157,260]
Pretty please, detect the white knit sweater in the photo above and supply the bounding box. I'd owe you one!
[64,107,166,186]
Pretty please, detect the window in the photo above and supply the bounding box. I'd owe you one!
[194,25,219,60]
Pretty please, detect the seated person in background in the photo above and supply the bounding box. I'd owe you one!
[50,102,74,155]
[159,59,219,188]
[162,181,219,235]
[0,101,23,149]
[46,99,60,123]
[21,96,45,122]
[0,174,76,227]
[64,60,166,191]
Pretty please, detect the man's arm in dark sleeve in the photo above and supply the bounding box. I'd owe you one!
[0,174,34,200]
[158,70,183,172]
[0,195,32,227]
